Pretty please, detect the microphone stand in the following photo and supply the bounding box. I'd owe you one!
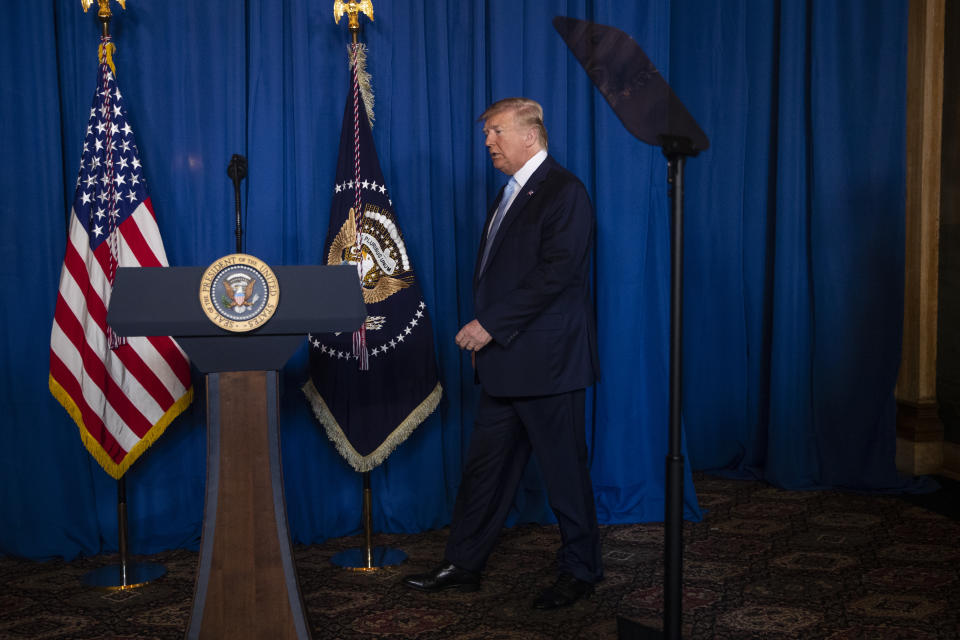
[227,154,247,253]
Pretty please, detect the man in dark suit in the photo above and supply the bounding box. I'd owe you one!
[402,97,602,609]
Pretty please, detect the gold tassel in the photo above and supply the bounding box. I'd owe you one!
[99,41,117,76]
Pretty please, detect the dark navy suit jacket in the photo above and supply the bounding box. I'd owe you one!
[474,155,600,397]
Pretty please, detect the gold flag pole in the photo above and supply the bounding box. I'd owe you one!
[329,0,405,572]
[76,0,165,592]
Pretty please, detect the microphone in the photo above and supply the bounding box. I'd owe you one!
[227,154,247,183]
[227,155,247,253]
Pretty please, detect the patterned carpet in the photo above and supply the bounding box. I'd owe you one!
[1,473,958,639]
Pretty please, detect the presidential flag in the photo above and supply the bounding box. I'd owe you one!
[49,42,193,479]
[303,45,441,471]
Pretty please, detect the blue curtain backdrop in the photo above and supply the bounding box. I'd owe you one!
[0,0,909,560]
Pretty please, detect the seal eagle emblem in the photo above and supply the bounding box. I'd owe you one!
[199,253,279,332]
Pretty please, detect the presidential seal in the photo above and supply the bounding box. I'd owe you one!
[328,204,413,304]
[199,253,279,332]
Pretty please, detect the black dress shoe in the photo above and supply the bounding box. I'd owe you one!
[532,572,594,609]
[401,562,481,593]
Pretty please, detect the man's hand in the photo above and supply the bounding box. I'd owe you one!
[455,319,492,352]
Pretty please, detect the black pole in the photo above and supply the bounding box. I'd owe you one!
[117,476,129,586]
[663,151,686,640]
[362,471,374,567]
[227,154,247,253]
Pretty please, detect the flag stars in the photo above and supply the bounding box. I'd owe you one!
[81,192,92,205]
[122,122,132,137]
[361,180,370,189]
[335,183,342,194]
[379,184,387,194]
[114,173,126,187]
[126,190,138,203]
[132,157,141,170]
[85,175,97,188]
[94,138,104,152]
[94,207,106,220]
[113,104,122,118]
[118,157,129,170]
[92,224,104,237]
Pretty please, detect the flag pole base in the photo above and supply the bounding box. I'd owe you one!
[81,562,166,590]
[330,546,407,572]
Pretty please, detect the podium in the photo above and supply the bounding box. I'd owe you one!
[108,264,366,640]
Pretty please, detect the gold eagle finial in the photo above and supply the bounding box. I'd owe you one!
[333,0,374,34]
[81,0,126,18]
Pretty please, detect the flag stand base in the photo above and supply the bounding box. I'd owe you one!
[82,562,166,590]
[331,471,407,571]
[331,546,407,571]
[81,476,167,590]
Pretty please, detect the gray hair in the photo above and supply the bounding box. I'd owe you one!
[479,97,548,151]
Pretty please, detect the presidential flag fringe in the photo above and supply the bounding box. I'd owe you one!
[303,378,441,472]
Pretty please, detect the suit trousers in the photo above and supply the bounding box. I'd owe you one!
[444,388,603,583]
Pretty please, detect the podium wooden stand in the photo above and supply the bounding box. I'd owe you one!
[108,264,365,640]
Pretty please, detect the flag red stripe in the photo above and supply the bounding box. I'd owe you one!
[54,297,154,439]
[92,234,119,286]
[113,342,176,409]
[63,239,108,332]
[149,336,193,390]
[66,221,190,408]
[119,215,163,267]
[50,349,126,464]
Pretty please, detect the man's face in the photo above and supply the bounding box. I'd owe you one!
[483,110,534,176]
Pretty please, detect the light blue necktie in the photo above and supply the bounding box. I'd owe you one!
[479,177,518,274]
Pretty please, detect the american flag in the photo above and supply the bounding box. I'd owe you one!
[48,50,193,479]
